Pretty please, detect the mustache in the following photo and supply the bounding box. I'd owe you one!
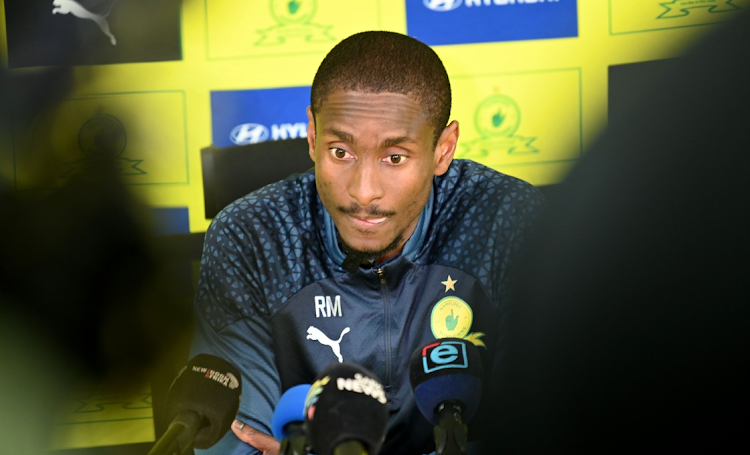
[337,203,396,218]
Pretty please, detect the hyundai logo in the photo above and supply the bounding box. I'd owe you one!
[230,123,269,145]
[423,0,463,12]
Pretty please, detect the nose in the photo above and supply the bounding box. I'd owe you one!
[348,160,384,207]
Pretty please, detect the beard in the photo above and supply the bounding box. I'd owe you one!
[338,232,404,266]
[335,202,410,266]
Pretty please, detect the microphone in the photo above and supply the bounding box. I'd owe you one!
[409,338,483,455]
[271,384,312,455]
[304,362,389,455]
[148,354,242,455]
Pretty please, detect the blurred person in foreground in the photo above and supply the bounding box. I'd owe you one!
[190,31,544,455]
[0,29,189,455]
[490,10,750,455]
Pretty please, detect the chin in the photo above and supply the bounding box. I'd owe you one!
[340,230,403,261]
[346,238,387,255]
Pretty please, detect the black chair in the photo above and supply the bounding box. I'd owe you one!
[201,138,312,218]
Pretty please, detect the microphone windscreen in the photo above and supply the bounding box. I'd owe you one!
[165,354,242,449]
[304,362,389,455]
[271,384,311,441]
[409,338,483,426]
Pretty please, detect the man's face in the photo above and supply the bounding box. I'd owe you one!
[307,90,458,263]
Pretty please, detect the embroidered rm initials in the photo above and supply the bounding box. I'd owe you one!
[315,295,342,318]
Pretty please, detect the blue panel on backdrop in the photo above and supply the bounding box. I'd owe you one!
[152,207,190,235]
[406,0,578,46]
[211,86,311,148]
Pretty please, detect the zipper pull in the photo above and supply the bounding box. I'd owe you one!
[376,267,386,285]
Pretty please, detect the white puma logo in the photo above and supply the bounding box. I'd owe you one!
[306,326,350,363]
[52,0,119,46]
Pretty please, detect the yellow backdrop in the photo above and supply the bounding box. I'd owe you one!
[0,0,745,449]
[2,0,745,233]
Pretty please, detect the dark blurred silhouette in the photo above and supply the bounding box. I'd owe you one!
[491,10,750,454]
[0,162,192,454]
[1,2,193,454]
[0,160,190,384]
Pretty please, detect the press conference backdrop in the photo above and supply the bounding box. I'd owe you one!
[1,0,746,450]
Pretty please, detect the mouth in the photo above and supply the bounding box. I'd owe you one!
[350,216,388,227]
[337,204,395,232]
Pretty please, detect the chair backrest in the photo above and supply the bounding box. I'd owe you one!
[201,138,312,218]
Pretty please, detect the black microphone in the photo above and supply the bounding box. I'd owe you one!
[409,338,483,455]
[272,384,312,455]
[148,354,242,455]
[304,362,389,455]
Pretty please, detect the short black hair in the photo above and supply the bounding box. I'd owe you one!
[310,31,451,147]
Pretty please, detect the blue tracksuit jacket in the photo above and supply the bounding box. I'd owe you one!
[191,159,543,455]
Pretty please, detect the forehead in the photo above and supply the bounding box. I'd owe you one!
[315,90,430,133]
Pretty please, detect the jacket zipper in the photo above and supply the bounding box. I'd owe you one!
[377,267,392,391]
[376,267,386,285]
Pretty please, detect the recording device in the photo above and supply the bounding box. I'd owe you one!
[304,362,389,455]
[272,384,312,455]
[148,354,242,455]
[409,338,483,455]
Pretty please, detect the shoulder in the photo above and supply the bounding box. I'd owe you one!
[197,170,323,321]
[208,170,318,241]
[434,159,544,218]
[218,170,316,219]
[423,160,544,300]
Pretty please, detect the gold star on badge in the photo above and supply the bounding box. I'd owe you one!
[441,275,457,292]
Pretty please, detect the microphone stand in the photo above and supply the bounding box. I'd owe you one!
[148,410,202,455]
[333,440,368,455]
[280,422,308,455]
[433,401,468,455]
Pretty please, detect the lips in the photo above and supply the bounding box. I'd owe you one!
[351,216,387,227]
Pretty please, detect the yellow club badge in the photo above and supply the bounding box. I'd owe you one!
[431,296,473,339]
[431,275,486,348]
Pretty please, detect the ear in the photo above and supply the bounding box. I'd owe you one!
[306,106,316,163]
[433,120,459,176]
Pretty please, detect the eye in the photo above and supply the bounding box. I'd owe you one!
[384,154,406,165]
[330,147,352,160]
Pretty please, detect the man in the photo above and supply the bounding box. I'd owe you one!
[191,31,543,455]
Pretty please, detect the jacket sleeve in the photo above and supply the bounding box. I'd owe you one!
[477,178,545,448]
[190,212,281,455]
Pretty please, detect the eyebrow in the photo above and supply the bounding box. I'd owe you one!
[323,128,419,148]
[383,136,418,148]
[323,128,354,143]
